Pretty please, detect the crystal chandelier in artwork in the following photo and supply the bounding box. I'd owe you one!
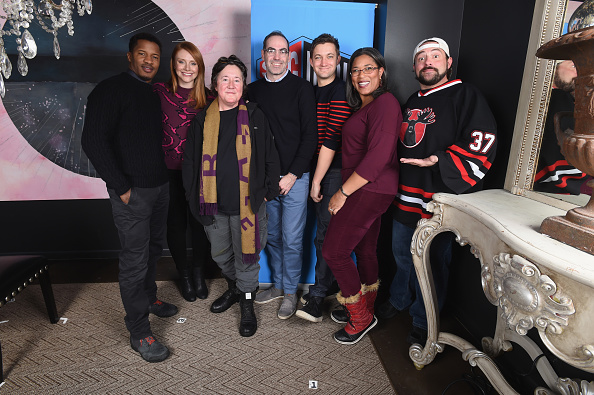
[0,0,92,97]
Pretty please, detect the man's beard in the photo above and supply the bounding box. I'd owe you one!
[554,74,575,92]
[415,67,448,86]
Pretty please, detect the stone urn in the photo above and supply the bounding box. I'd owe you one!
[536,26,594,255]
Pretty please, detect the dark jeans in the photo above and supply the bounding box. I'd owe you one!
[389,219,454,330]
[309,168,341,298]
[108,184,169,339]
[322,188,394,297]
[167,169,210,273]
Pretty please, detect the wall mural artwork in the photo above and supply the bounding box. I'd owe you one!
[0,0,251,201]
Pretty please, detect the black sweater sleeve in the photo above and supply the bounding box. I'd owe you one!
[81,79,130,196]
[289,80,317,177]
[258,110,281,200]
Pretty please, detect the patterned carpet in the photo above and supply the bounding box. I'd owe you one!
[0,280,395,394]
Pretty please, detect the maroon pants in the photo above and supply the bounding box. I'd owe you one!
[322,189,394,297]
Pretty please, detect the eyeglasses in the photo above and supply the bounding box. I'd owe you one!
[265,47,289,56]
[350,66,379,76]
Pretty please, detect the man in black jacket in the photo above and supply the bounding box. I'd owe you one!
[81,32,177,363]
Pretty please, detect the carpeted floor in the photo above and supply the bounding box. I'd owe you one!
[0,279,395,394]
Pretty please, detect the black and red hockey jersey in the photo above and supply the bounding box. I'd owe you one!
[533,89,586,195]
[394,79,497,228]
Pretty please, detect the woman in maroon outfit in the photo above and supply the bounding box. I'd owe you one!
[322,47,402,345]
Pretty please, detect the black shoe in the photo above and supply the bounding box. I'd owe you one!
[210,278,240,313]
[295,295,323,322]
[149,300,178,317]
[193,266,208,300]
[180,274,196,302]
[407,326,428,345]
[333,315,377,345]
[330,306,348,324]
[239,291,257,337]
[376,300,401,320]
[130,335,170,362]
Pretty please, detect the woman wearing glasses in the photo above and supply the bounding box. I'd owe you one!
[154,42,212,303]
[183,55,280,337]
[322,47,402,345]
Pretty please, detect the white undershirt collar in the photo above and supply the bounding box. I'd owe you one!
[265,69,289,83]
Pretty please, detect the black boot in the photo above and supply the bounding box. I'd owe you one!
[193,265,208,300]
[239,291,257,337]
[179,269,196,302]
[330,305,348,324]
[210,277,240,313]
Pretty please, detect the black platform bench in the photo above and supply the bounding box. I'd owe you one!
[0,255,59,383]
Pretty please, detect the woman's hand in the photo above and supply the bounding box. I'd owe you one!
[310,182,322,202]
[328,191,347,215]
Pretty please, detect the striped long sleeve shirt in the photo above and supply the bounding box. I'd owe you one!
[312,78,351,170]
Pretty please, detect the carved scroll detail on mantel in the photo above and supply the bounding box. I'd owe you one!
[462,349,492,368]
[536,378,594,395]
[482,335,513,359]
[491,253,575,336]
[409,201,463,368]
[410,201,445,258]
[481,251,498,305]
[409,341,444,368]
[410,200,470,256]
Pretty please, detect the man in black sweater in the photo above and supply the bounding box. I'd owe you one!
[249,31,317,320]
[81,32,177,363]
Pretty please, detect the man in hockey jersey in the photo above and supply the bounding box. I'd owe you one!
[533,60,587,194]
[376,37,497,345]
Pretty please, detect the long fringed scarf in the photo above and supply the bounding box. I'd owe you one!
[199,97,260,264]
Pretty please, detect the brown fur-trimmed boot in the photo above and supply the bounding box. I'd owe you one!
[362,280,380,316]
[333,289,377,345]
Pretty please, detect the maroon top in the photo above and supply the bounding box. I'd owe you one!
[341,92,401,195]
[154,83,201,170]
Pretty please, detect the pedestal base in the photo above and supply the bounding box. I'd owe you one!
[540,209,594,255]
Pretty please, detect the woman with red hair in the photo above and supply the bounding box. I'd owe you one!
[154,42,212,302]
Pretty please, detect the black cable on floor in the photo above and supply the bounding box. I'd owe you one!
[441,366,494,395]
[515,353,546,377]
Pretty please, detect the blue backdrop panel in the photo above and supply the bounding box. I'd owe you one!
[251,0,375,82]
[251,0,375,285]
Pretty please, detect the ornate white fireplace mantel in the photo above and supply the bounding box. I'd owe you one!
[409,189,594,394]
